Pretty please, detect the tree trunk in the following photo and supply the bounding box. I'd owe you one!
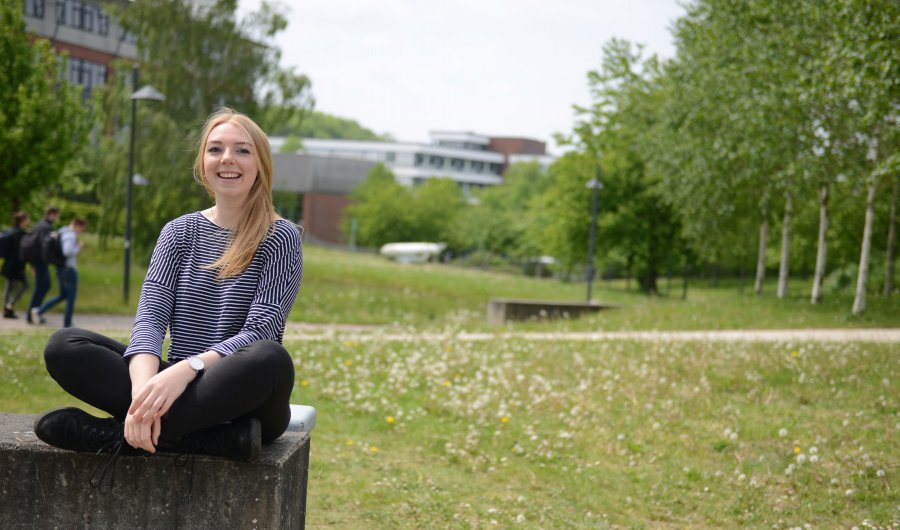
[625,256,633,291]
[884,174,897,296]
[754,218,768,295]
[777,192,793,299]
[852,181,878,315]
[811,184,829,304]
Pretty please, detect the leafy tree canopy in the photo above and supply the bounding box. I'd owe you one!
[0,3,92,216]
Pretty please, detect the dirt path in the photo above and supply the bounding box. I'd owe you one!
[2,313,898,343]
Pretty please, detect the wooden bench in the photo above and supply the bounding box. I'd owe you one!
[0,412,310,529]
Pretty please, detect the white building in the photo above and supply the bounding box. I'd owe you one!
[272,131,553,195]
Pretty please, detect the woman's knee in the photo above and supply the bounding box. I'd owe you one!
[241,340,295,380]
[43,327,83,366]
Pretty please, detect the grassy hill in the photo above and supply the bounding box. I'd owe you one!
[59,234,900,330]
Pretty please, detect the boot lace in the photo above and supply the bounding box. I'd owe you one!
[90,439,127,494]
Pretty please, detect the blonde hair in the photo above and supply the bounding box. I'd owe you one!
[193,107,277,279]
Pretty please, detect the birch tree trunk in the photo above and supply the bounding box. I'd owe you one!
[811,184,829,304]
[852,181,878,314]
[884,174,897,296]
[754,216,768,295]
[777,192,793,299]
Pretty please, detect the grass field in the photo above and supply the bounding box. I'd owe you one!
[51,235,900,331]
[3,333,897,528]
[5,235,898,527]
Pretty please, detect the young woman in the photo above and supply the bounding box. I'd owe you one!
[34,108,303,464]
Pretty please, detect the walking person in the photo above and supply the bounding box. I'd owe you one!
[33,108,303,485]
[24,206,60,324]
[32,217,86,328]
[2,211,30,318]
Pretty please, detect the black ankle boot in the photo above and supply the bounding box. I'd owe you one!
[34,407,126,453]
[159,417,261,462]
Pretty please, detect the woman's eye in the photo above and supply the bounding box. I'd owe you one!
[237,148,251,155]
[207,146,222,153]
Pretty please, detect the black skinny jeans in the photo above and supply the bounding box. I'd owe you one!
[44,328,295,443]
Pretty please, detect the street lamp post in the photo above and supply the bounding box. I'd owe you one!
[585,174,603,304]
[124,65,165,302]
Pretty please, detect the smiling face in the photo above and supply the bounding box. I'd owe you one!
[201,122,259,204]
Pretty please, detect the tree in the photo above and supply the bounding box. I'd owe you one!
[113,0,310,130]
[560,39,683,293]
[271,110,385,141]
[0,2,92,215]
[453,161,550,259]
[342,164,416,247]
[86,0,312,259]
[409,178,466,244]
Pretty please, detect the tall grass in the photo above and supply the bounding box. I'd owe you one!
[4,334,896,528]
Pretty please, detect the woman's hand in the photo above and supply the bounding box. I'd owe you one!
[126,353,162,451]
[129,362,196,424]
[124,412,160,453]
[124,351,222,451]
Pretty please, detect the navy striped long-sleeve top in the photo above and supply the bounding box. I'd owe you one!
[124,212,303,361]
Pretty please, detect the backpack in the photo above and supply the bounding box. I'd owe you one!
[42,230,67,267]
[0,229,14,260]
[20,230,44,264]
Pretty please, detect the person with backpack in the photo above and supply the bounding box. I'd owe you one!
[2,211,31,318]
[23,206,60,324]
[31,217,86,328]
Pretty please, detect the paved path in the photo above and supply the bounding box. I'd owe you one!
[1,313,898,343]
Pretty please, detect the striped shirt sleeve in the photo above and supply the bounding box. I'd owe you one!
[124,221,181,359]
[208,221,303,355]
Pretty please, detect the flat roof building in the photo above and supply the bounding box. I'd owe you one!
[272,131,553,196]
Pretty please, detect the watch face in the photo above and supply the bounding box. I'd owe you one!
[189,356,205,371]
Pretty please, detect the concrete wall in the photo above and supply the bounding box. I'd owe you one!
[0,413,309,529]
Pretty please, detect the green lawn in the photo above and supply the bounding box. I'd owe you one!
[4,334,897,528]
[58,235,900,331]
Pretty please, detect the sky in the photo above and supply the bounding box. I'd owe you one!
[238,1,686,153]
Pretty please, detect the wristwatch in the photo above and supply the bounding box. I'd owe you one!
[187,356,205,377]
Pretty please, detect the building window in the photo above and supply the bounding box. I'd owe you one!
[71,0,83,27]
[414,154,424,167]
[385,152,396,163]
[429,156,444,168]
[56,0,67,24]
[81,2,96,32]
[450,158,464,170]
[489,163,501,174]
[98,12,109,35]
[471,161,484,172]
[53,1,110,35]
[25,0,45,18]
[94,63,107,86]
[67,57,106,97]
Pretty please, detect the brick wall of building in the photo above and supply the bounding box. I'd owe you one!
[488,137,546,157]
[302,193,351,243]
